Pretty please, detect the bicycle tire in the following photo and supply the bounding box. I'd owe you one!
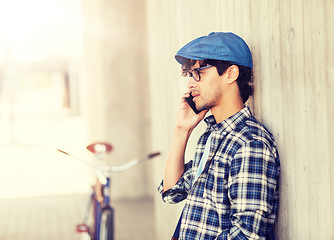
[99,208,114,240]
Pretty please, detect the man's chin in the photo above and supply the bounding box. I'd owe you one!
[196,103,211,112]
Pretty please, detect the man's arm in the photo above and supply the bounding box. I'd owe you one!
[217,140,279,239]
[162,92,208,192]
[162,127,190,191]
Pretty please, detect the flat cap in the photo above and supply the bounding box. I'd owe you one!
[175,32,253,69]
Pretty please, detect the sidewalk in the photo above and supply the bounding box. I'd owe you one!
[0,194,155,240]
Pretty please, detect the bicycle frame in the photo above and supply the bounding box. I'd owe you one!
[93,177,112,240]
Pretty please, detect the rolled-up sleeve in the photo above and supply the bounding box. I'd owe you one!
[217,140,279,239]
[158,161,194,204]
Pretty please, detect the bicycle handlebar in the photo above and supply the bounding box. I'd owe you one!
[108,152,160,172]
[147,152,161,159]
[57,149,160,173]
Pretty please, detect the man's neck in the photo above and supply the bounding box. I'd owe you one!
[210,97,244,124]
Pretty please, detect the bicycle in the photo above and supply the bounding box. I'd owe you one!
[57,142,160,240]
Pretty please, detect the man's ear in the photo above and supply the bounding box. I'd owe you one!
[226,65,239,84]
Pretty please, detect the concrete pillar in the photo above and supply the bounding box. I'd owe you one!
[82,0,151,199]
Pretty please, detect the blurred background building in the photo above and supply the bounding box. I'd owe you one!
[0,0,333,240]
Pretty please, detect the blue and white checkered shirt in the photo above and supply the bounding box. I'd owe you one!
[158,106,280,240]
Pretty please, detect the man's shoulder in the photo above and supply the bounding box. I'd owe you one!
[233,115,276,149]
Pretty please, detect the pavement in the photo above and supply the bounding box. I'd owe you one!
[0,194,156,240]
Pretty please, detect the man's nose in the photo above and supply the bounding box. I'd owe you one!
[187,77,197,89]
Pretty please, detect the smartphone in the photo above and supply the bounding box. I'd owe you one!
[185,94,201,114]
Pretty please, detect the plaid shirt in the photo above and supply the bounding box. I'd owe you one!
[158,107,280,240]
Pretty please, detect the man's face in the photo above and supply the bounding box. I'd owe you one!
[187,61,226,112]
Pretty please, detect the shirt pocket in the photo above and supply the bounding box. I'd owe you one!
[204,155,229,206]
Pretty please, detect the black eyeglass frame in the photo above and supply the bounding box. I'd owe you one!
[188,64,214,82]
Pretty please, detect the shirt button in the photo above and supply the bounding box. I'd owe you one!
[223,131,227,135]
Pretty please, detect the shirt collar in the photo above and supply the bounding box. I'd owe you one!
[204,106,252,134]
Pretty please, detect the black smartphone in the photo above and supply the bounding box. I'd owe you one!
[185,94,201,114]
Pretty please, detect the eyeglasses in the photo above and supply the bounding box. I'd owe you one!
[187,65,213,82]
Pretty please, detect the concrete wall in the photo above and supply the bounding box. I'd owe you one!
[146,0,334,239]
[81,0,154,199]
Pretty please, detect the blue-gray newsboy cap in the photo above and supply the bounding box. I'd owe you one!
[175,32,253,69]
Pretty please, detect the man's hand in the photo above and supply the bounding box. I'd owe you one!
[176,92,208,132]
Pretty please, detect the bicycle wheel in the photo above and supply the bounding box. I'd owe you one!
[99,208,114,240]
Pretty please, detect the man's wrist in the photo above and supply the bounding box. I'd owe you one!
[174,126,193,138]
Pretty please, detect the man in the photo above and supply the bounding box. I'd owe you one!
[158,32,280,240]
